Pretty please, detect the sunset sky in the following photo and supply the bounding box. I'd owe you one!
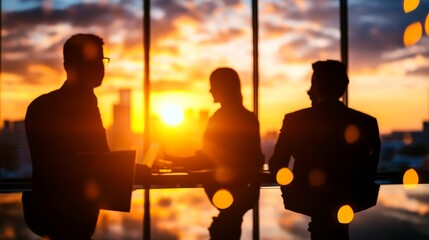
[1,1,429,239]
[1,0,429,135]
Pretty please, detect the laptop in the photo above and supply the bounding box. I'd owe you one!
[73,151,136,212]
[138,143,161,168]
[137,143,185,173]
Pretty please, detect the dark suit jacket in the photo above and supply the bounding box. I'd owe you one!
[269,99,380,215]
[23,80,109,213]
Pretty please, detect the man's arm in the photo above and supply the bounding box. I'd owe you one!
[368,118,381,183]
[269,116,292,174]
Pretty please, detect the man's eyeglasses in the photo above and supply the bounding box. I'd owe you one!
[102,57,110,66]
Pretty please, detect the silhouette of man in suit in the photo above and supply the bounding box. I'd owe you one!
[166,68,264,239]
[269,60,380,240]
[22,33,110,239]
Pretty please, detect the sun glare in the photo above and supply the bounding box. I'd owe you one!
[159,104,184,126]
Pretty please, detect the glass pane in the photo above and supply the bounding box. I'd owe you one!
[149,0,253,157]
[3,186,429,239]
[259,185,429,239]
[348,0,429,174]
[259,0,341,161]
[0,0,143,178]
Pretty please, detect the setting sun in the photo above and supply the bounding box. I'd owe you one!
[159,104,184,126]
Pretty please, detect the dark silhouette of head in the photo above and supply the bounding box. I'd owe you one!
[209,67,243,106]
[308,60,349,105]
[63,33,105,88]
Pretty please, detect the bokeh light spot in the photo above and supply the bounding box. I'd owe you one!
[276,167,294,186]
[403,21,423,46]
[403,0,420,13]
[403,168,419,189]
[337,205,354,224]
[403,132,413,145]
[345,125,360,144]
[214,167,234,183]
[83,42,99,61]
[212,189,234,209]
[425,13,429,36]
[84,180,100,200]
[308,168,326,187]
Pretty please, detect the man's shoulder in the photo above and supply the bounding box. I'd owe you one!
[214,105,258,119]
[346,107,377,123]
[27,89,62,112]
[283,107,313,120]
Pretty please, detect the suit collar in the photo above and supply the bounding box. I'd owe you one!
[315,99,346,108]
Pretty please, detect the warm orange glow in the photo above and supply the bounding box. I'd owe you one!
[212,189,234,209]
[159,104,184,126]
[403,168,419,189]
[214,167,234,183]
[276,167,294,186]
[403,21,423,46]
[425,13,429,36]
[308,168,326,187]
[84,180,100,200]
[345,124,360,144]
[337,205,354,224]
[403,0,420,13]
[83,42,99,61]
[403,133,413,145]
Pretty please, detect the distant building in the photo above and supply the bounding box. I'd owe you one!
[14,121,32,176]
[108,89,134,150]
[0,120,32,177]
[379,121,429,171]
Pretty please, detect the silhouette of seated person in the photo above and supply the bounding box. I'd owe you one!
[165,67,264,239]
[269,60,381,240]
[22,33,110,240]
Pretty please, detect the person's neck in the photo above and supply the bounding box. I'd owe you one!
[220,100,242,108]
[317,97,339,104]
[65,78,93,91]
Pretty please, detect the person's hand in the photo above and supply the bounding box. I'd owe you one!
[154,159,173,169]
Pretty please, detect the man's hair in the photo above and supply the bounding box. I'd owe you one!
[63,33,104,65]
[311,60,349,99]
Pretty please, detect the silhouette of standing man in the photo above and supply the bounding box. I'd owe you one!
[269,60,380,240]
[22,33,110,239]
[167,67,264,239]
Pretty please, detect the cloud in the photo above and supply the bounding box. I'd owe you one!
[406,66,429,77]
[1,2,142,86]
[2,3,134,29]
[406,192,429,205]
[348,1,429,69]
[261,22,294,39]
[260,0,429,72]
[151,0,202,44]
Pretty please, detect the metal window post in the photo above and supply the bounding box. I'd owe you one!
[340,0,349,106]
[143,0,151,239]
[251,0,260,239]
